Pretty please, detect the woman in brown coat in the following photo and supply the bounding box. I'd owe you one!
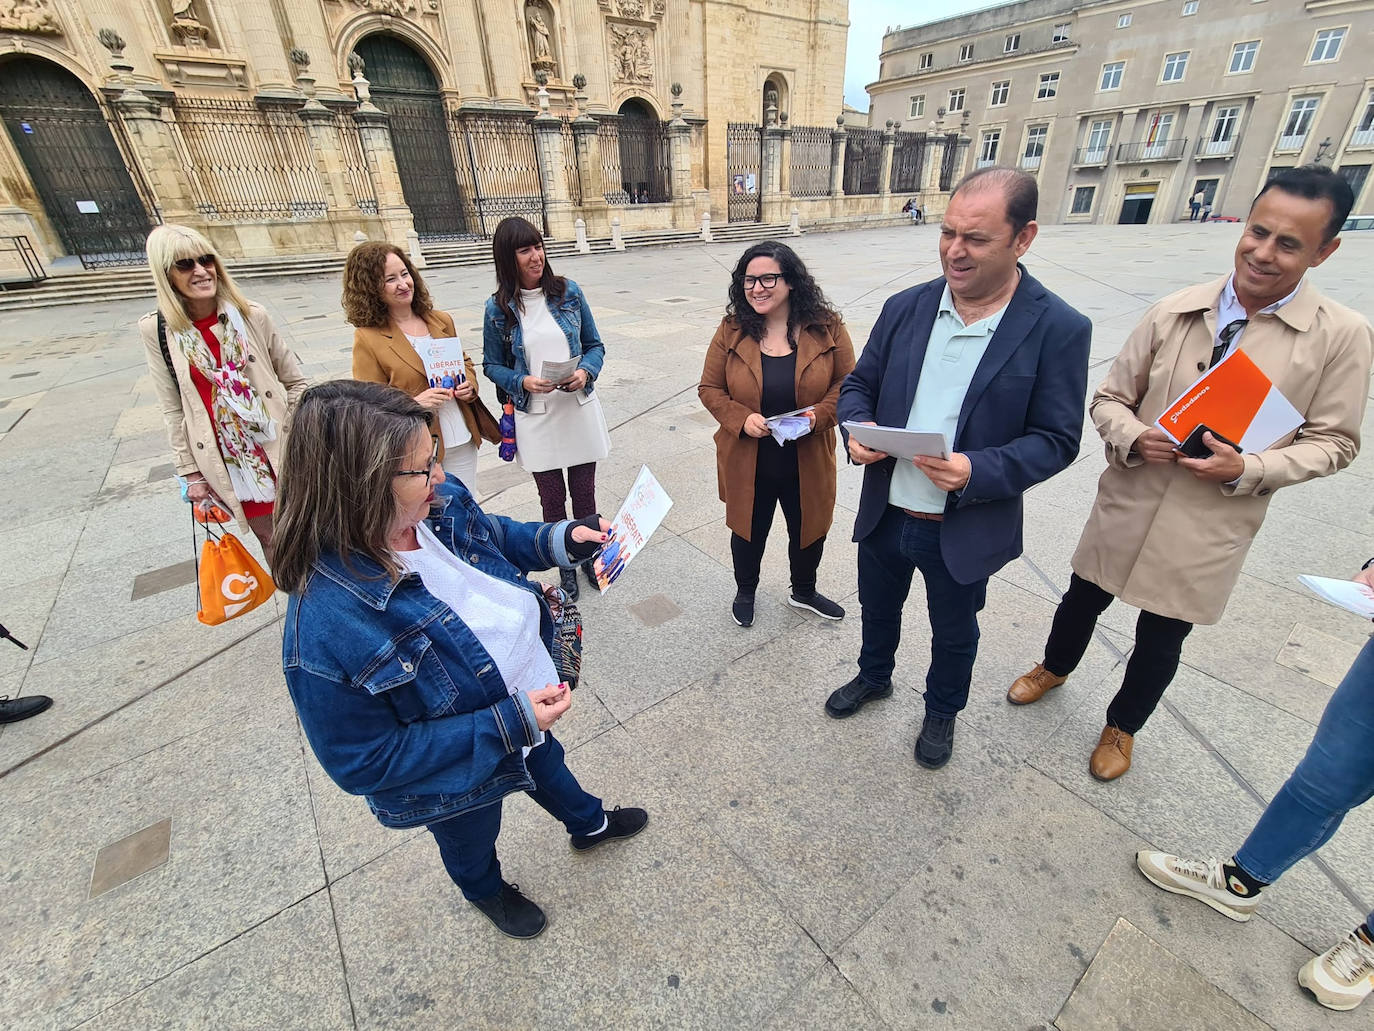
[344,242,499,491]
[699,241,856,628]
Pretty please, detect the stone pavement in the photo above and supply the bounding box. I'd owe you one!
[1,223,1371,1030]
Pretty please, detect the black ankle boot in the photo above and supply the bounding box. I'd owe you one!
[560,566,580,602]
[581,558,599,591]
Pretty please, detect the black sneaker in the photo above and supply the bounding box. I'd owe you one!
[789,590,845,620]
[732,590,755,627]
[559,566,580,602]
[824,675,893,718]
[581,559,599,591]
[914,714,956,769]
[0,695,52,724]
[469,881,547,939]
[571,806,649,852]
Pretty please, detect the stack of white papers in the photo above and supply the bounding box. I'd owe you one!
[841,422,951,461]
[1298,575,1374,620]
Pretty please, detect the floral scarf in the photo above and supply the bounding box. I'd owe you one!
[175,302,277,503]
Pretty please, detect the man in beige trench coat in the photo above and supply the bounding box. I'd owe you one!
[1006,165,1374,781]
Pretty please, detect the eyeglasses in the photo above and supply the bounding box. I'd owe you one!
[172,254,216,273]
[395,436,441,480]
[742,273,783,289]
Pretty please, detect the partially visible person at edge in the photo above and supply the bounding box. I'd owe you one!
[0,621,48,723]
[1137,556,1374,1013]
[140,224,306,565]
[698,241,855,629]
[1006,164,1373,782]
[275,380,647,940]
[830,167,1092,770]
[481,217,610,603]
[344,241,501,493]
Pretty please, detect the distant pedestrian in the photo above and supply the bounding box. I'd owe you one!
[1189,189,1204,221]
[1201,200,1213,222]
[1137,555,1374,1012]
[141,224,307,566]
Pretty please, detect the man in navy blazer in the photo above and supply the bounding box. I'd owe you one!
[827,167,1091,769]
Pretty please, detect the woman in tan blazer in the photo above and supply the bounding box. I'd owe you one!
[344,242,499,490]
[141,224,307,565]
[699,241,855,629]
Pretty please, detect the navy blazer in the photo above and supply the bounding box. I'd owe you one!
[838,266,1091,584]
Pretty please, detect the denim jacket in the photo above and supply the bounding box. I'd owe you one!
[282,480,578,829]
[481,278,606,412]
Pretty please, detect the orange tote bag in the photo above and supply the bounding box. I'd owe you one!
[193,512,274,625]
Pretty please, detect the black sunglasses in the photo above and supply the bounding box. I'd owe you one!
[172,254,216,273]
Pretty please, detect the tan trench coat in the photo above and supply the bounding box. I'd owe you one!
[698,317,856,547]
[351,309,501,461]
[1072,275,1373,624]
[140,302,308,533]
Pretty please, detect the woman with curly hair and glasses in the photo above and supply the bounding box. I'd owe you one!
[140,224,307,564]
[698,241,855,628]
[344,241,500,492]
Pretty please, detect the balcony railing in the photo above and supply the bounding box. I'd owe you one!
[1073,146,1110,166]
[975,157,998,168]
[1349,127,1374,148]
[1116,138,1187,162]
[1020,153,1043,170]
[1276,133,1307,152]
[1196,136,1238,158]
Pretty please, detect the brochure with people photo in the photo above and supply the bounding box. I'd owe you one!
[416,335,467,389]
[594,465,673,593]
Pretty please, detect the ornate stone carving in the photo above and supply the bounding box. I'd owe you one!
[169,0,211,48]
[616,0,644,17]
[526,3,556,77]
[609,24,652,85]
[0,0,61,35]
[348,0,415,16]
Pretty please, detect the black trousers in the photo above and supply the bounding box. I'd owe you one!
[1043,573,1194,735]
[730,466,823,596]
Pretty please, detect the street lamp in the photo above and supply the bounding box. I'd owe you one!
[1315,136,1334,162]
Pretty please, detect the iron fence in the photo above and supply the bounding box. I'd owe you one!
[611,115,670,203]
[561,116,581,206]
[727,122,761,222]
[938,133,964,191]
[595,118,629,204]
[889,131,928,194]
[789,124,831,198]
[842,127,883,195]
[448,111,546,237]
[171,97,328,221]
[334,107,378,215]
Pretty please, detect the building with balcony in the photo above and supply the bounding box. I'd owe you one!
[867,0,1374,225]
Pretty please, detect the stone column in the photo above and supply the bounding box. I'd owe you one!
[277,2,346,99]
[532,91,575,239]
[879,120,897,201]
[761,125,789,224]
[572,112,610,235]
[352,80,415,248]
[666,89,694,230]
[233,0,297,97]
[829,118,847,218]
[112,92,199,224]
[444,0,494,103]
[297,105,357,224]
[924,134,945,192]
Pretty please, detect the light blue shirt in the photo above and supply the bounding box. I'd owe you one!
[889,284,1007,513]
[1215,274,1301,359]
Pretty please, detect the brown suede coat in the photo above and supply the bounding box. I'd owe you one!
[699,316,856,547]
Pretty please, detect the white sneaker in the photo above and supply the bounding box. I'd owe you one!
[1134,851,1261,922]
[1298,927,1374,1011]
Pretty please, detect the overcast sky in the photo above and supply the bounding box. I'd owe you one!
[844,0,1001,110]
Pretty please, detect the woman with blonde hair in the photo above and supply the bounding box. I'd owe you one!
[344,241,499,491]
[140,224,306,563]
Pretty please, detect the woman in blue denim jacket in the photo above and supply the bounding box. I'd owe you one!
[274,380,647,940]
[482,216,611,602]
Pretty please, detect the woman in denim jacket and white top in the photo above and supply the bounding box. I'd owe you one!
[275,380,647,940]
[482,216,610,601]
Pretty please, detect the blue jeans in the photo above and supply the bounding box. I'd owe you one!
[1234,635,1374,929]
[856,506,988,719]
[426,731,603,900]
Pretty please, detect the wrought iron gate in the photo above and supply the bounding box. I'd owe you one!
[0,56,153,268]
[356,35,470,240]
[727,122,761,223]
[450,112,547,238]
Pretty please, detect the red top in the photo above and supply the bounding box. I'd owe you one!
[189,313,274,519]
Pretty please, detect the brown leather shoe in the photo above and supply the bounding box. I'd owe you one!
[1090,725,1134,781]
[1007,663,1067,705]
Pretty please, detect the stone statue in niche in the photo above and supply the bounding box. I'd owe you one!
[610,24,652,85]
[169,0,211,48]
[527,5,557,77]
[0,0,62,35]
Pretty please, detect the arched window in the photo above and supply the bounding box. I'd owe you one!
[616,99,668,204]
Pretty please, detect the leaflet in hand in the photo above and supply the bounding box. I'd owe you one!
[594,465,673,593]
[417,336,466,388]
[539,357,581,383]
[1298,575,1374,620]
[841,422,951,461]
[1155,349,1302,453]
[765,407,813,446]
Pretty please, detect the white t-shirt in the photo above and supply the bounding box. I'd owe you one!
[397,522,555,751]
